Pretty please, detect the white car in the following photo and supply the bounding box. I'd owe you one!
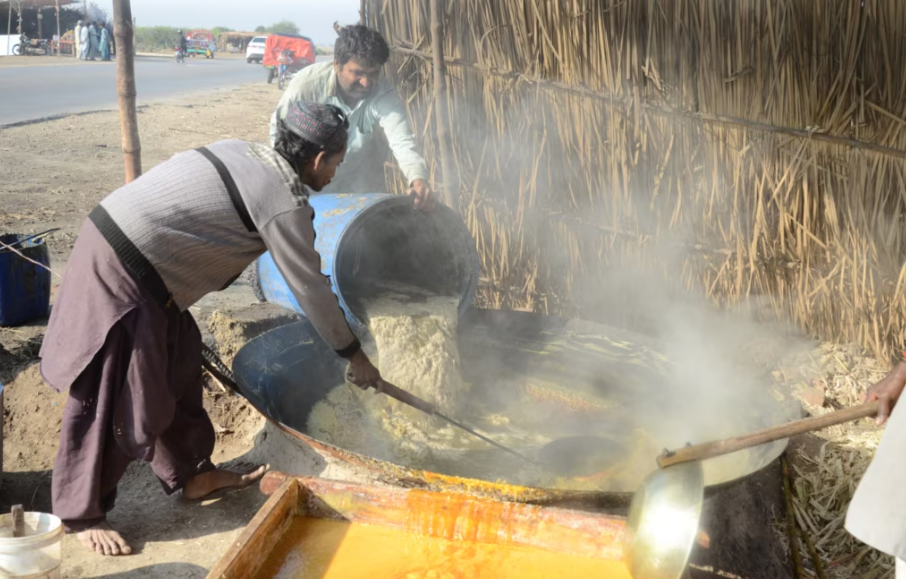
[246,36,267,64]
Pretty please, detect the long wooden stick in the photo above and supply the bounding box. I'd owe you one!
[781,457,806,579]
[658,401,880,468]
[54,0,60,55]
[391,45,906,161]
[429,0,457,206]
[112,0,141,183]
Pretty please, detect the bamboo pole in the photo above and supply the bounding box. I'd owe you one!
[54,0,60,55]
[782,457,806,579]
[360,0,366,25]
[112,0,141,182]
[429,0,457,206]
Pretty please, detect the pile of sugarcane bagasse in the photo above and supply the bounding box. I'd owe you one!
[771,342,892,579]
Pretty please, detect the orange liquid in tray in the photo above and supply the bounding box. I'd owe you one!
[253,517,631,579]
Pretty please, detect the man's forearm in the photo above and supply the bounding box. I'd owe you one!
[260,211,359,355]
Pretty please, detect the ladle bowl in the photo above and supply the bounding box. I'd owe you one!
[624,462,704,579]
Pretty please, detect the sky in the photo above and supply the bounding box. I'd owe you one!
[87,0,362,44]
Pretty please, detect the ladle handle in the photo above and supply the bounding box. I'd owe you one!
[658,401,881,468]
[370,380,437,416]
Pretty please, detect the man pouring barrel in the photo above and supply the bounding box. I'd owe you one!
[40,102,384,556]
[270,25,436,210]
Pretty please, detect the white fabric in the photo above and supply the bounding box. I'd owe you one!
[846,399,906,560]
[0,35,13,56]
[270,61,429,193]
[897,558,906,579]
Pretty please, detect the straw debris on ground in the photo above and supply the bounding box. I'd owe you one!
[770,342,893,579]
[789,445,891,579]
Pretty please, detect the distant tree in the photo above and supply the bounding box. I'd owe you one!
[268,20,299,35]
[255,25,267,33]
[134,26,186,52]
[212,26,233,40]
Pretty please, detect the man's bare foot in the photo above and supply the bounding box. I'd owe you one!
[183,463,267,500]
[77,521,132,556]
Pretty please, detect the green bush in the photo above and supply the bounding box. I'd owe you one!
[134,26,185,52]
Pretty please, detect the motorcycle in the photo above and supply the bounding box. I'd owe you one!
[277,52,293,90]
[175,45,186,63]
[11,35,49,56]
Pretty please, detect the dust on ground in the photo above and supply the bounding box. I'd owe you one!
[0,82,303,578]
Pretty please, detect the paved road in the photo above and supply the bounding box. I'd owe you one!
[0,56,266,126]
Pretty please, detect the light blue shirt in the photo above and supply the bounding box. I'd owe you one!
[270,61,428,194]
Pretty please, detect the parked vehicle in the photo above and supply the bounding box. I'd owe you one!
[263,34,314,87]
[246,36,267,64]
[11,35,49,56]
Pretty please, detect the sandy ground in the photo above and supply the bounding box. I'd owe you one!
[0,83,292,578]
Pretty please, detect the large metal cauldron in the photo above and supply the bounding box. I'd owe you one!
[232,308,797,505]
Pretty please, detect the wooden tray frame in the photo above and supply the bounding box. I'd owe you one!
[207,472,627,578]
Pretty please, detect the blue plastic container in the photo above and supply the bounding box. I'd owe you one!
[256,194,480,333]
[0,234,51,327]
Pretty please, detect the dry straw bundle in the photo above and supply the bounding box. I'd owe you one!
[365,0,906,363]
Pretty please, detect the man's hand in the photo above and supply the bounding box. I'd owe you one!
[408,178,436,212]
[346,349,382,390]
[863,361,906,425]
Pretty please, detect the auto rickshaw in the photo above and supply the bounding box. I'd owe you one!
[263,34,315,88]
[186,39,215,58]
[186,29,216,58]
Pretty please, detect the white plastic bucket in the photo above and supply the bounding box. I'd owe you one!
[0,512,63,578]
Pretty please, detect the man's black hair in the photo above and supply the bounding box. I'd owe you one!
[334,25,390,69]
[274,121,348,172]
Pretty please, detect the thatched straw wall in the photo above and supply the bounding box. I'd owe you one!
[366,0,906,362]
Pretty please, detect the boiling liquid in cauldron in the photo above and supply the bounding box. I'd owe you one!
[251,518,632,579]
[364,290,466,418]
[305,283,693,492]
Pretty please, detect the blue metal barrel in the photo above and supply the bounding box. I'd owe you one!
[0,234,51,327]
[255,193,480,333]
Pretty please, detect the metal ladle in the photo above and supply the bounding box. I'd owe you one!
[586,401,882,579]
[350,374,540,465]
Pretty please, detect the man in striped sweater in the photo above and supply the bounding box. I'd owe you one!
[39,101,383,556]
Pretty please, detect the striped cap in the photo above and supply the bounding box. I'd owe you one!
[284,101,349,149]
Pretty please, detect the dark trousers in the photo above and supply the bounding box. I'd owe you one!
[51,306,215,531]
